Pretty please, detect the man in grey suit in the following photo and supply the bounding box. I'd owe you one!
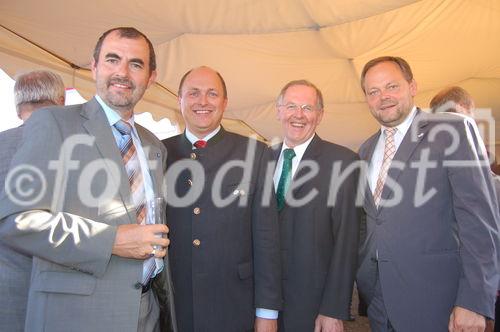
[163,66,282,332]
[0,70,65,332]
[430,85,500,332]
[273,80,360,331]
[356,56,499,332]
[0,27,176,332]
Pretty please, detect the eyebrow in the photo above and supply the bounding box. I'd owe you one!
[104,52,121,60]
[104,53,145,66]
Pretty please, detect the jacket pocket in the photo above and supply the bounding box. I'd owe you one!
[32,270,97,295]
[238,261,253,280]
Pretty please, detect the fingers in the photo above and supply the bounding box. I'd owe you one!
[148,246,167,258]
[147,223,169,234]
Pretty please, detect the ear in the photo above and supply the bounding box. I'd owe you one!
[147,70,157,88]
[409,79,417,97]
[91,58,97,80]
[221,97,228,113]
[316,109,324,125]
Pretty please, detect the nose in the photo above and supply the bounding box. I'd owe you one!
[116,61,129,77]
[293,106,305,117]
[198,93,209,106]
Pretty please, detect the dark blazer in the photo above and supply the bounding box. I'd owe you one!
[274,135,361,331]
[163,128,282,332]
[0,98,177,332]
[0,125,32,332]
[356,110,499,331]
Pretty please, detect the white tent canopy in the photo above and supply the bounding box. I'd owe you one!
[1,0,498,155]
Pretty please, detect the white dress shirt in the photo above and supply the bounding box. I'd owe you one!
[368,106,417,193]
[185,126,220,147]
[273,134,316,190]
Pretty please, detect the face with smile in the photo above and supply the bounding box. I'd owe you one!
[277,84,323,148]
[363,61,417,127]
[178,67,227,138]
[91,30,156,118]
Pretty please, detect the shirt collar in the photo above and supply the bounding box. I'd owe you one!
[281,133,315,161]
[185,126,221,145]
[95,94,136,128]
[379,106,417,137]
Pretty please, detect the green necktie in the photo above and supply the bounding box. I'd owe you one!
[276,148,296,211]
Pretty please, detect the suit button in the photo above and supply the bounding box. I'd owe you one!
[190,152,197,160]
[134,282,142,289]
[193,239,201,247]
[187,179,193,186]
[193,207,201,215]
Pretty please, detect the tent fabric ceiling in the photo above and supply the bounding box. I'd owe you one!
[1,0,499,154]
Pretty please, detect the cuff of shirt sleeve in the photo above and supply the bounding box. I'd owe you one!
[256,308,279,319]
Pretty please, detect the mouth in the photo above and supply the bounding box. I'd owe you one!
[193,109,213,115]
[380,103,397,111]
[290,121,305,128]
[108,78,133,90]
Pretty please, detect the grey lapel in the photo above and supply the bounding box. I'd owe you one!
[379,109,429,208]
[80,98,134,224]
[360,132,381,214]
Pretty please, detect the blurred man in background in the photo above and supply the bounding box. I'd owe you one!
[0,70,65,332]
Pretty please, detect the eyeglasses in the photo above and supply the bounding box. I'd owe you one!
[278,103,317,113]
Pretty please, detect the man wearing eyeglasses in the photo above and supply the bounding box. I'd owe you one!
[273,80,361,331]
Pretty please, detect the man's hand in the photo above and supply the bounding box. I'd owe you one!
[112,224,169,259]
[448,306,486,332]
[254,317,277,332]
[314,314,344,332]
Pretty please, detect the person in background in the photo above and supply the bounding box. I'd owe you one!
[273,79,360,331]
[0,27,176,332]
[0,70,65,332]
[356,56,499,332]
[163,66,282,332]
[430,85,500,332]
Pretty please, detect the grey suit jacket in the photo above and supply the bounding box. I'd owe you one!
[274,135,361,331]
[357,110,499,331]
[0,98,176,332]
[0,125,32,332]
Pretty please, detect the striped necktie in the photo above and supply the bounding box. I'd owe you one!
[114,120,156,284]
[373,127,397,207]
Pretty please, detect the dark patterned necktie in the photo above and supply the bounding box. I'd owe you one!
[276,148,296,211]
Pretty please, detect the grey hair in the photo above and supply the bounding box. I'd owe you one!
[276,79,324,110]
[14,70,65,115]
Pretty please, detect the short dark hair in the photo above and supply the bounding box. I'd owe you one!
[429,86,474,113]
[360,56,414,93]
[276,79,324,110]
[178,66,228,98]
[93,27,156,73]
